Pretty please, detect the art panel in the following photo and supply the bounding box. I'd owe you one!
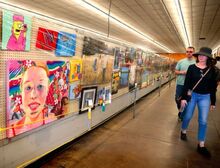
[7,60,70,138]
[82,36,106,56]
[55,31,76,56]
[69,59,82,82]
[111,70,120,94]
[82,54,114,85]
[69,82,81,100]
[2,10,32,51]
[119,67,129,88]
[36,27,58,50]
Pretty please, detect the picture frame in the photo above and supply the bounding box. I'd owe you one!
[79,86,97,113]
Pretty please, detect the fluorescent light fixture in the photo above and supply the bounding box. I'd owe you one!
[79,0,173,53]
[0,1,155,53]
[213,44,220,54]
[174,0,191,47]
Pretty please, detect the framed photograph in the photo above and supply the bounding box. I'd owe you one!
[79,86,97,113]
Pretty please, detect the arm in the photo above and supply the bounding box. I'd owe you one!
[181,65,192,100]
[175,61,187,75]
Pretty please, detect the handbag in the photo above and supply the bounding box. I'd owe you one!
[178,68,210,103]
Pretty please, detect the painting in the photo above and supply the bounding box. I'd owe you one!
[2,10,32,51]
[7,60,70,138]
[96,87,105,106]
[129,64,136,91]
[82,54,114,85]
[36,27,58,50]
[82,36,106,56]
[120,67,129,88]
[96,86,111,105]
[55,31,76,56]
[69,82,81,100]
[69,59,82,82]
[104,86,111,104]
[111,69,120,94]
[79,86,97,113]
[135,67,143,88]
[141,68,149,88]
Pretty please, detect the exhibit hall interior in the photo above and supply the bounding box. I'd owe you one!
[0,0,220,167]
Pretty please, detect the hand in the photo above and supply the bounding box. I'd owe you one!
[181,71,186,75]
[181,100,187,109]
[210,105,216,111]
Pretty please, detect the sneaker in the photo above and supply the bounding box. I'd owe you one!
[178,112,183,121]
[197,145,211,158]
[180,131,187,141]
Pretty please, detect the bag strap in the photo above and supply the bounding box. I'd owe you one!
[192,68,210,91]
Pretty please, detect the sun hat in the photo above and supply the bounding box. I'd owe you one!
[193,47,213,58]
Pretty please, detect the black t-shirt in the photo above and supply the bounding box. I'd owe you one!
[182,64,217,105]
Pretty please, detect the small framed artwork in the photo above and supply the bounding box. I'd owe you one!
[79,86,97,113]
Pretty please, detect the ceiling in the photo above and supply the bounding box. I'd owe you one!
[0,0,220,53]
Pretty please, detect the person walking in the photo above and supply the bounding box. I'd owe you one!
[175,47,195,120]
[180,47,217,158]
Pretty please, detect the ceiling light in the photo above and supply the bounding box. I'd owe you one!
[174,0,191,47]
[79,0,174,53]
[0,1,155,53]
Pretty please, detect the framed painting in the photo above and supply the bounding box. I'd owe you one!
[79,86,97,113]
[36,27,58,50]
[55,31,76,56]
[7,60,70,138]
[2,10,32,51]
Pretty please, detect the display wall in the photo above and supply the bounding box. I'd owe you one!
[0,7,176,168]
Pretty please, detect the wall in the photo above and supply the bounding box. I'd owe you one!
[0,6,175,168]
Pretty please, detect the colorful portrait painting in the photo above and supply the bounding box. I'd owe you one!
[69,59,82,82]
[111,70,120,94]
[55,31,76,56]
[36,27,58,50]
[69,82,81,100]
[7,60,70,138]
[2,10,32,51]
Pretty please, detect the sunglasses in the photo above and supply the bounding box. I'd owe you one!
[186,51,193,53]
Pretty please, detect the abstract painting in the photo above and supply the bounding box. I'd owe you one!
[2,10,32,51]
[7,60,70,138]
[69,59,82,82]
[55,31,76,56]
[36,27,58,50]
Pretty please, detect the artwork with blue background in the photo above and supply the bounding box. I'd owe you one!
[120,67,129,88]
[55,32,76,56]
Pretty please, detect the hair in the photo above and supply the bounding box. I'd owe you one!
[216,56,220,61]
[187,46,195,51]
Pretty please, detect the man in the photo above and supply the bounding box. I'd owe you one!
[175,47,196,120]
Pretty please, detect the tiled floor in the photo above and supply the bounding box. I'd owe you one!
[42,82,220,168]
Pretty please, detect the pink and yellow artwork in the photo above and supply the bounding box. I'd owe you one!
[2,10,32,51]
[7,60,69,138]
[69,59,82,82]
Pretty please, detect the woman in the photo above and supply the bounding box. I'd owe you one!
[180,47,217,158]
